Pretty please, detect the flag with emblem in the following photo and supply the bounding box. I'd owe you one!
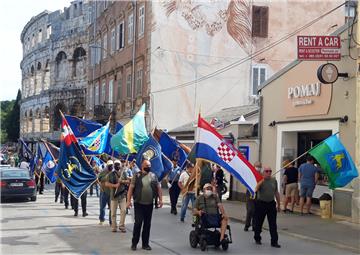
[79,122,110,155]
[110,104,148,154]
[195,115,263,195]
[41,150,57,183]
[65,114,102,138]
[56,115,97,198]
[135,135,173,181]
[309,134,358,189]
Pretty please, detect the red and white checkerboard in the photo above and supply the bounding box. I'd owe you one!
[217,142,235,163]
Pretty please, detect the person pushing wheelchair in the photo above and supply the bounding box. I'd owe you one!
[193,183,229,244]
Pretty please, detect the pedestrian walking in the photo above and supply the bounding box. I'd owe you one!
[253,166,281,248]
[71,191,88,217]
[34,158,45,194]
[168,157,182,215]
[106,160,129,233]
[89,159,100,197]
[282,160,298,213]
[179,162,196,222]
[55,177,63,203]
[299,155,319,215]
[214,165,225,202]
[127,159,163,251]
[98,160,113,225]
[62,182,69,209]
[244,161,262,231]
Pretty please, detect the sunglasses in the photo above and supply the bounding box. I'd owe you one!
[264,170,272,173]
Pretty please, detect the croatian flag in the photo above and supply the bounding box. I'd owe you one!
[195,116,263,195]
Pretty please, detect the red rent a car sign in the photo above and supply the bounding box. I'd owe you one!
[297,36,341,61]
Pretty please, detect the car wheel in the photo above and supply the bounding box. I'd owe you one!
[200,238,207,251]
[189,230,198,248]
[30,196,37,201]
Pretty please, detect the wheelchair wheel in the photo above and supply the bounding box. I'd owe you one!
[189,230,198,248]
[200,239,207,251]
[222,242,229,251]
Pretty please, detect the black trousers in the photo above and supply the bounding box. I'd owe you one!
[55,182,63,202]
[245,199,255,229]
[254,200,278,245]
[71,191,87,214]
[62,187,69,208]
[132,203,153,247]
[35,173,44,193]
[169,181,180,210]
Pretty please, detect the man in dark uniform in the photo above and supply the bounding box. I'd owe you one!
[71,191,88,217]
[167,155,181,215]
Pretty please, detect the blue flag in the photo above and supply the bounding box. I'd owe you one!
[56,117,97,198]
[19,138,33,160]
[136,135,173,180]
[42,151,57,183]
[30,143,42,176]
[65,114,102,138]
[158,131,188,168]
[79,122,110,155]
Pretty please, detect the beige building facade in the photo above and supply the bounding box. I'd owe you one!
[259,24,358,218]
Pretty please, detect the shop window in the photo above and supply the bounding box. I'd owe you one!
[252,6,269,38]
[102,33,107,59]
[117,22,125,49]
[252,66,267,95]
[128,13,134,44]
[139,5,145,37]
[110,28,116,54]
[136,69,143,95]
[126,74,132,98]
[108,79,114,104]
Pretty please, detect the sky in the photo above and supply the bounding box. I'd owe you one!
[0,0,71,101]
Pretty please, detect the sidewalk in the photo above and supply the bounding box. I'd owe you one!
[162,188,360,253]
[222,200,360,253]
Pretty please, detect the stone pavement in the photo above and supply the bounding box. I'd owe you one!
[162,189,360,253]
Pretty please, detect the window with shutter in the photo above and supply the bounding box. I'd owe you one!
[252,6,269,38]
[252,66,267,95]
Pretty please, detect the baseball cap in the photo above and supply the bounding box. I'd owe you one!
[114,159,121,165]
[107,160,114,166]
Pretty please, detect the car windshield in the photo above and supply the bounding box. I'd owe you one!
[1,170,30,178]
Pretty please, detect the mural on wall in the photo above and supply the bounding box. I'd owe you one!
[162,0,252,53]
[151,0,253,130]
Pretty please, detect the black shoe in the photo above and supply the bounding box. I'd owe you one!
[244,227,249,232]
[82,212,88,217]
[60,200,63,204]
[39,192,43,195]
[131,245,136,251]
[180,218,184,222]
[255,240,262,245]
[142,246,152,250]
[74,211,78,216]
[271,243,281,248]
[65,205,68,209]
[55,199,58,203]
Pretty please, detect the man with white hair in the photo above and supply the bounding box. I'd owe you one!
[253,166,281,248]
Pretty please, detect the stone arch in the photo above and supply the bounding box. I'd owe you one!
[30,65,35,96]
[72,47,86,78]
[31,65,35,75]
[23,110,28,134]
[34,108,41,132]
[41,106,50,132]
[44,59,50,90]
[53,103,67,131]
[70,101,85,116]
[56,51,67,79]
[37,62,42,70]
[29,109,33,133]
[35,62,42,95]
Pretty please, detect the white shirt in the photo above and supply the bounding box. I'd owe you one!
[179,170,194,194]
[19,161,30,170]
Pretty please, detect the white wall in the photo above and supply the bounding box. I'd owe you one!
[150,1,252,130]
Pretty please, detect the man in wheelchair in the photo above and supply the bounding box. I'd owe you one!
[193,183,230,245]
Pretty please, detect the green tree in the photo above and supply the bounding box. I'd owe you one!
[5,90,21,142]
[0,100,14,144]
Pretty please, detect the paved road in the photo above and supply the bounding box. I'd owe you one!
[1,189,356,255]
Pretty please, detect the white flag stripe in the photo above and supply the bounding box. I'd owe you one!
[198,127,257,190]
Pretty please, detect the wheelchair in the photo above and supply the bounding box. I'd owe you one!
[189,213,232,251]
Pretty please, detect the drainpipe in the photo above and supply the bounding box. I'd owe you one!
[258,94,263,162]
[131,0,137,115]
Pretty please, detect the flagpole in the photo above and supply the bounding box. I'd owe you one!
[194,158,203,197]
[271,132,340,177]
[41,139,56,162]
